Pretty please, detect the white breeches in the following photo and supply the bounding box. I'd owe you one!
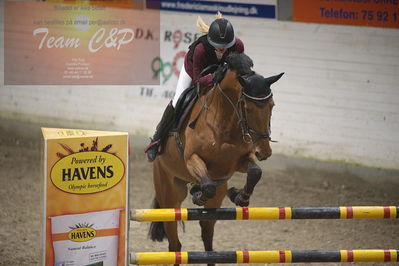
[172,65,192,107]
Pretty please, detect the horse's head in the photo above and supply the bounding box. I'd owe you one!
[238,72,284,161]
[211,52,284,161]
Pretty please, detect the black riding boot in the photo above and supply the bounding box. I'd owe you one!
[144,102,175,162]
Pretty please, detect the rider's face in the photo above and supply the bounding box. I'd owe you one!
[215,48,227,54]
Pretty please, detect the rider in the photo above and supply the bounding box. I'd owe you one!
[145,13,245,162]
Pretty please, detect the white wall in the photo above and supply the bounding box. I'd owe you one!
[1,3,399,169]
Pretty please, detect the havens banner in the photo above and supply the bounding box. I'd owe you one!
[5,1,160,85]
[293,0,399,29]
[42,128,129,266]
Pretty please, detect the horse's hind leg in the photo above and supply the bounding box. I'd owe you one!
[200,182,227,266]
[163,178,188,252]
[153,162,188,254]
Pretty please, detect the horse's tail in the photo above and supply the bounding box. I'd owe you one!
[148,198,167,242]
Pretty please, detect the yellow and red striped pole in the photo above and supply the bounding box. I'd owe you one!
[131,206,398,222]
[130,250,398,265]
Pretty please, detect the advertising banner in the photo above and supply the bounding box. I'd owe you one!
[4,1,160,85]
[293,0,399,29]
[149,0,277,19]
[41,128,129,266]
[137,24,201,101]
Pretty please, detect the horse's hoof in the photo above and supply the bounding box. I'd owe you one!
[236,197,250,207]
[227,187,239,203]
[235,190,250,207]
[189,184,201,195]
[201,182,216,198]
[192,191,206,206]
[228,187,250,207]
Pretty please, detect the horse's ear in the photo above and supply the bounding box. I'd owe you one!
[264,72,284,86]
[237,76,249,88]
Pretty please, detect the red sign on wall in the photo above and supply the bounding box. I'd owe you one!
[293,0,399,29]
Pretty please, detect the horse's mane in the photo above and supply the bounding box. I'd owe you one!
[225,52,254,76]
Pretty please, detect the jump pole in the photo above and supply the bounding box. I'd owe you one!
[131,206,399,222]
[130,250,399,265]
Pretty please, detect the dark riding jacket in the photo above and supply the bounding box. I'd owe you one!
[184,35,244,88]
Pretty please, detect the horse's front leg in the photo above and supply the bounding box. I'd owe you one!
[186,153,216,206]
[228,160,262,207]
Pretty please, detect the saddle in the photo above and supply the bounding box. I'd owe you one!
[169,64,220,155]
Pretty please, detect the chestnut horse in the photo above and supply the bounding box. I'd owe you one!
[150,53,283,265]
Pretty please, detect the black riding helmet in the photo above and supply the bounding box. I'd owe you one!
[207,18,235,49]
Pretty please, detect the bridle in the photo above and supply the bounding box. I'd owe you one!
[216,81,275,144]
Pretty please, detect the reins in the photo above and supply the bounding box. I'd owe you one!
[216,84,253,143]
[188,83,214,129]
[216,84,244,125]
